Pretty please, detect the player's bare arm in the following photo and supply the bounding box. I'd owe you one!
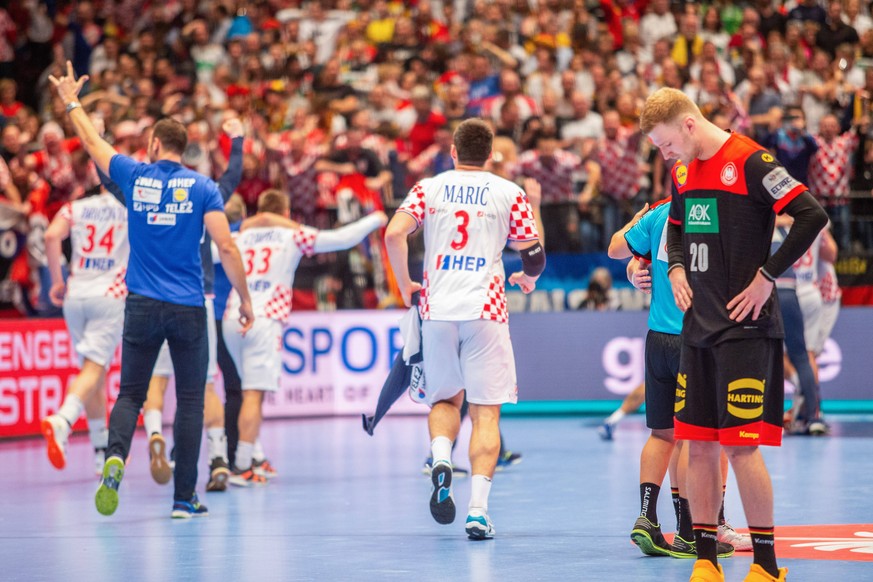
[508,239,545,294]
[384,211,421,307]
[44,210,72,307]
[48,61,117,176]
[608,203,649,259]
[205,210,254,333]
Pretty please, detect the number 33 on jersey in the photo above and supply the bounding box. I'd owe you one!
[397,170,539,323]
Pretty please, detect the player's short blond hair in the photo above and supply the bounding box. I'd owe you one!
[639,88,702,134]
[257,189,289,215]
[225,193,246,223]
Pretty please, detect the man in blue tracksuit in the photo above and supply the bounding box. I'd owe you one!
[50,62,254,518]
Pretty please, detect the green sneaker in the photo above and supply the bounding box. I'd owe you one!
[95,456,125,516]
[630,516,672,556]
[670,534,735,559]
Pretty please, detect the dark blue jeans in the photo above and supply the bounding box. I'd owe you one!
[777,287,820,421]
[107,293,208,502]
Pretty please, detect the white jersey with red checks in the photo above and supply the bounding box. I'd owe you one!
[61,193,129,299]
[793,231,823,287]
[225,224,318,323]
[398,170,539,323]
[808,132,859,202]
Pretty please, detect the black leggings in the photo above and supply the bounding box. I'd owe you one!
[215,318,243,467]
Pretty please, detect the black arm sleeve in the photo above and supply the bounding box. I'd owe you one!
[217,137,244,202]
[97,166,125,204]
[761,191,828,279]
[667,220,684,271]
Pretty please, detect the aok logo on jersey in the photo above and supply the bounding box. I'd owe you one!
[435,254,487,272]
[685,198,719,233]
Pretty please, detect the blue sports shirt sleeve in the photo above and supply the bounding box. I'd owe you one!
[108,154,142,199]
[624,210,654,259]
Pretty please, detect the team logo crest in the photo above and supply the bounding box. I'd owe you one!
[762,153,774,163]
[676,164,688,186]
[721,162,738,186]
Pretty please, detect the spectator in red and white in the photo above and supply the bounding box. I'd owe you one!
[768,41,804,105]
[600,0,644,51]
[268,130,323,224]
[727,8,766,59]
[396,85,446,160]
[24,122,85,218]
[484,69,540,126]
[808,113,866,250]
[589,109,643,250]
[516,126,586,253]
[817,0,860,58]
[639,0,677,54]
[406,122,455,180]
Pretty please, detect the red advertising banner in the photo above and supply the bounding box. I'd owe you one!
[0,319,121,438]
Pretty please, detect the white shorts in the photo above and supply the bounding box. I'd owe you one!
[223,317,283,392]
[797,284,823,352]
[421,319,518,406]
[63,296,125,368]
[152,297,218,381]
[810,299,840,355]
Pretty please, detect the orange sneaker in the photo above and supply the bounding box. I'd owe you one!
[690,559,725,582]
[41,415,69,470]
[744,564,788,581]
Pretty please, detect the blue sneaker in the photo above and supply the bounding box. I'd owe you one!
[495,451,522,471]
[465,509,495,540]
[429,461,455,524]
[598,422,614,441]
[95,456,125,516]
[171,494,209,519]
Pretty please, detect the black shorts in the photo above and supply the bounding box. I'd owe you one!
[674,338,784,447]
[644,330,682,430]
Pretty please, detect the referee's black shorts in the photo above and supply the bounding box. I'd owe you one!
[644,330,682,430]
[674,338,784,447]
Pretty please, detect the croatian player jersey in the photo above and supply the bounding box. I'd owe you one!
[59,193,129,299]
[225,225,318,323]
[397,170,539,323]
[793,230,823,287]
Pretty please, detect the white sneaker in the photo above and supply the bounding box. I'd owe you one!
[465,508,495,540]
[94,449,106,476]
[40,414,70,470]
[718,522,753,551]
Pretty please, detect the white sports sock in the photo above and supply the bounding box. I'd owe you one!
[88,417,108,450]
[207,428,228,461]
[57,394,84,427]
[431,436,453,465]
[469,475,492,511]
[253,438,265,462]
[144,409,163,436]
[605,409,626,426]
[236,441,254,471]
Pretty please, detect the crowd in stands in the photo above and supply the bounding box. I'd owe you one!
[0,0,871,316]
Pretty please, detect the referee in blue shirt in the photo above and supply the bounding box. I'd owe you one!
[51,62,254,518]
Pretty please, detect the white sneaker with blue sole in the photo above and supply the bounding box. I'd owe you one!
[465,508,495,540]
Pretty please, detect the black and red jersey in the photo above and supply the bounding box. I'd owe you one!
[668,133,807,347]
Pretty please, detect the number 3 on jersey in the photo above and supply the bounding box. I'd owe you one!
[451,210,469,250]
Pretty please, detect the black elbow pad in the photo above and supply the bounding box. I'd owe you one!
[520,242,546,277]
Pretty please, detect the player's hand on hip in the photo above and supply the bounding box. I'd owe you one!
[509,271,537,294]
[631,267,652,294]
[727,270,773,321]
[238,300,255,336]
[401,281,422,307]
[668,266,692,311]
[49,282,66,307]
[48,61,89,105]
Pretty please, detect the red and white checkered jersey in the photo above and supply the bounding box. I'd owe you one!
[793,230,823,287]
[593,127,642,200]
[225,224,318,323]
[60,193,129,299]
[808,132,859,202]
[397,170,539,323]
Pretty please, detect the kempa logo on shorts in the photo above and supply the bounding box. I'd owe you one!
[685,198,719,233]
[727,378,765,420]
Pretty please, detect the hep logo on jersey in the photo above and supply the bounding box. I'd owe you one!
[436,254,487,272]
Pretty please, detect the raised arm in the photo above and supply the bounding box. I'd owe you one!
[218,119,244,202]
[314,211,388,252]
[48,61,118,176]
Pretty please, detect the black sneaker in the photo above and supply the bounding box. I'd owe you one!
[670,534,735,559]
[206,457,230,492]
[630,516,672,556]
[429,461,456,524]
[171,494,208,518]
[495,450,522,471]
